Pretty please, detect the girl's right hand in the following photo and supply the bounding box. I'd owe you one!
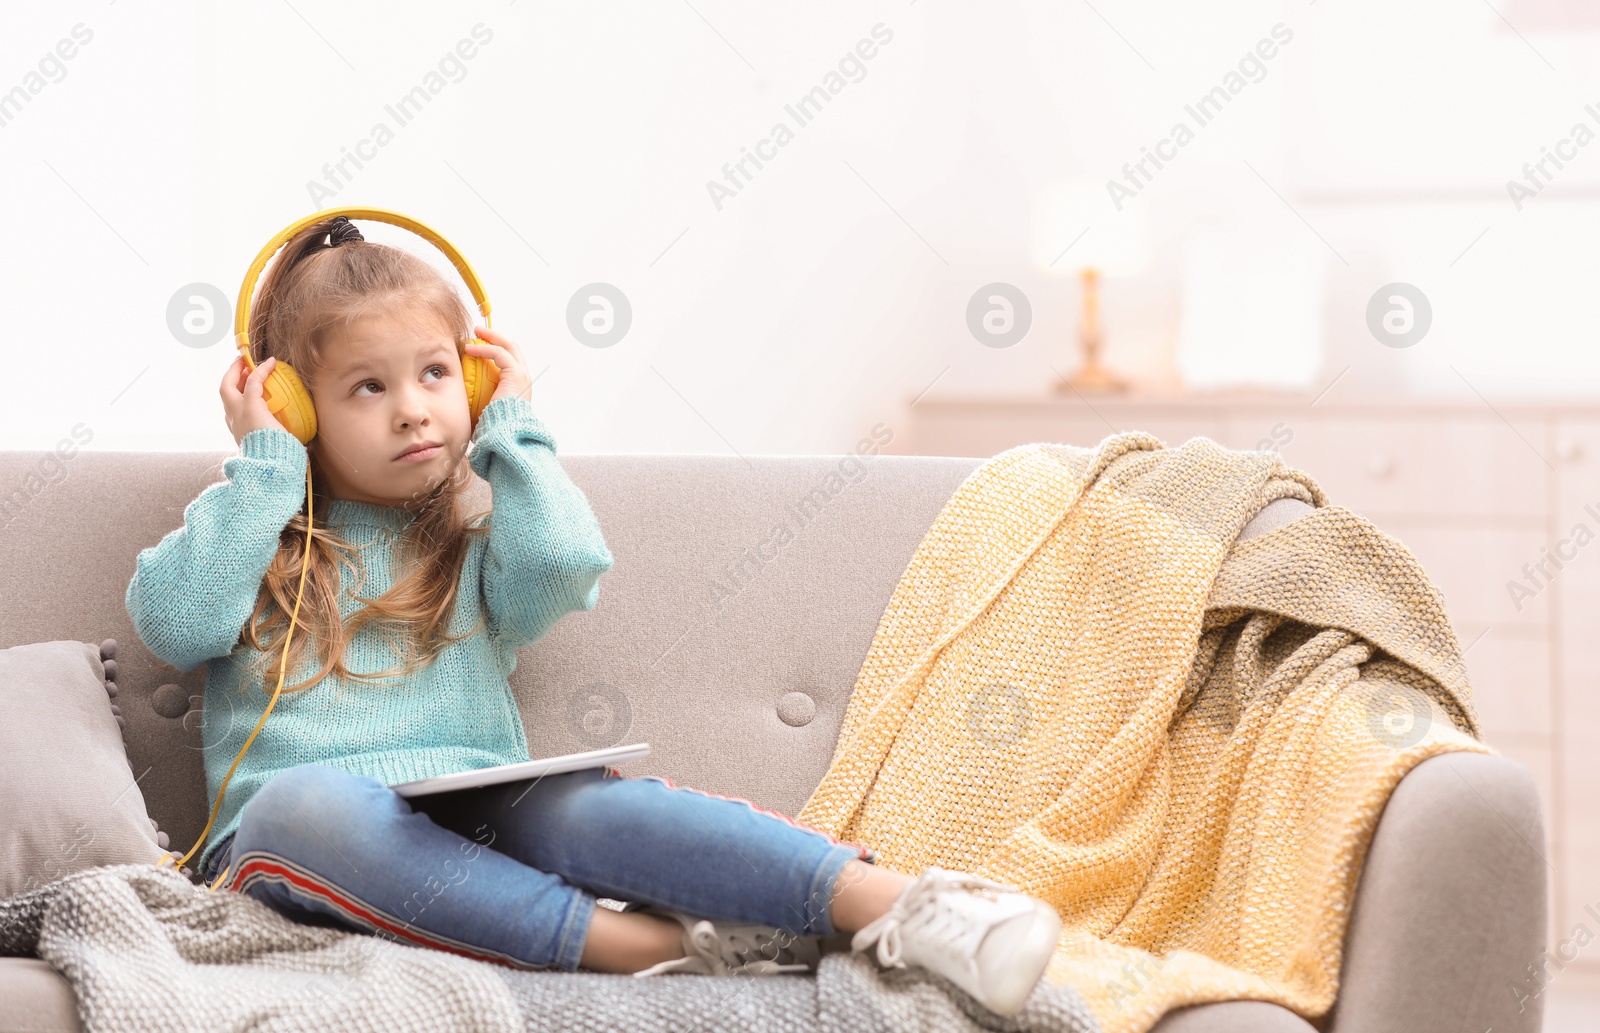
[222,354,291,446]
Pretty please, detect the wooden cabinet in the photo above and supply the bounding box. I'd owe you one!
[1554,418,1600,965]
[905,392,1594,970]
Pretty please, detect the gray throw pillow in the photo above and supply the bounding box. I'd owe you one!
[0,640,164,901]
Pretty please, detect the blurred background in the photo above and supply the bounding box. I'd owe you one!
[2,0,1599,1022]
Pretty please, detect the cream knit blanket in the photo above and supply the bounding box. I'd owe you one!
[796,433,1491,1032]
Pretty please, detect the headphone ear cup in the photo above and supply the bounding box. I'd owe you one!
[461,344,501,427]
[261,361,317,445]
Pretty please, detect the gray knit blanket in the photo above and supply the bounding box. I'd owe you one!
[0,863,1097,1032]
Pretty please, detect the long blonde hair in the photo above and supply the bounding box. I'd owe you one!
[236,216,490,698]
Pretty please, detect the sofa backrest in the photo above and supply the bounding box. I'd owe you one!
[0,445,984,859]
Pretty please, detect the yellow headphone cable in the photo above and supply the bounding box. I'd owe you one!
[157,463,313,891]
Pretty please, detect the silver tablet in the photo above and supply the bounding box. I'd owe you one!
[388,743,652,799]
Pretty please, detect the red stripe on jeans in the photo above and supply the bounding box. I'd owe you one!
[228,854,548,971]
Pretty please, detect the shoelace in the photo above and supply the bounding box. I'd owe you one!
[684,919,815,975]
[850,867,1020,969]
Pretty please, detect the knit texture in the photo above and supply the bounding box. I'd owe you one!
[125,396,615,878]
[795,432,1491,1032]
[0,862,1102,1032]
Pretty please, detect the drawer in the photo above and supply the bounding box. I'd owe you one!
[1463,633,1552,741]
[911,416,1114,458]
[1555,419,1600,504]
[1560,840,1600,960]
[1563,739,1600,861]
[1561,830,1600,952]
[1229,415,1548,521]
[909,408,1225,459]
[1558,670,1600,844]
[1376,523,1552,631]
[1558,659,1600,954]
[1553,519,1600,673]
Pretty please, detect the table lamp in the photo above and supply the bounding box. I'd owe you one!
[1031,180,1153,393]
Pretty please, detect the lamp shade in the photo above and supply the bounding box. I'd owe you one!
[1031,179,1153,276]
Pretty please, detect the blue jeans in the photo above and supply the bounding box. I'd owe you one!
[199,763,874,972]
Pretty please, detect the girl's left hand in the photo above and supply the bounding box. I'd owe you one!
[464,326,534,406]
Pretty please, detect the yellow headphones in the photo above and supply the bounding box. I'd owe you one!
[157,206,502,888]
[235,206,502,444]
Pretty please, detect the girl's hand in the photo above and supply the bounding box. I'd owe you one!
[221,354,290,447]
[464,326,533,406]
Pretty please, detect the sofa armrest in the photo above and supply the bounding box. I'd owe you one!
[0,958,82,1033]
[1152,1001,1318,1032]
[1326,750,1547,1033]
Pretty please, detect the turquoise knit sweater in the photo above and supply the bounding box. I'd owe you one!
[124,396,615,877]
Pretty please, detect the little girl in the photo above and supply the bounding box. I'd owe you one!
[124,215,1061,1017]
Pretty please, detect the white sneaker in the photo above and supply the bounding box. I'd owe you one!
[629,905,825,978]
[849,866,1062,1017]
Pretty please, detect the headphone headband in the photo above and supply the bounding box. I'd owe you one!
[233,206,493,365]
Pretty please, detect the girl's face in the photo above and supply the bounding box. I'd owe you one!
[307,302,473,507]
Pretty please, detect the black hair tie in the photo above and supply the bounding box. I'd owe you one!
[327,216,364,246]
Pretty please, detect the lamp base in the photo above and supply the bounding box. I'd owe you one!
[1053,359,1129,394]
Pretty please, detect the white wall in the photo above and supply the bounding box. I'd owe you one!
[3,0,1599,454]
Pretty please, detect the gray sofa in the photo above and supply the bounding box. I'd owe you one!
[0,445,1547,1032]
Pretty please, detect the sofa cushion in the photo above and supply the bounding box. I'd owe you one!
[0,639,164,900]
[1237,496,1315,541]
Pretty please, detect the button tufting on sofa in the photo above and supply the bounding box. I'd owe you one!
[149,683,192,720]
[98,646,124,729]
[776,691,816,727]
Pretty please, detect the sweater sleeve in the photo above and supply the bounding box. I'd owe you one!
[125,428,309,673]
[467,395,614,650]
